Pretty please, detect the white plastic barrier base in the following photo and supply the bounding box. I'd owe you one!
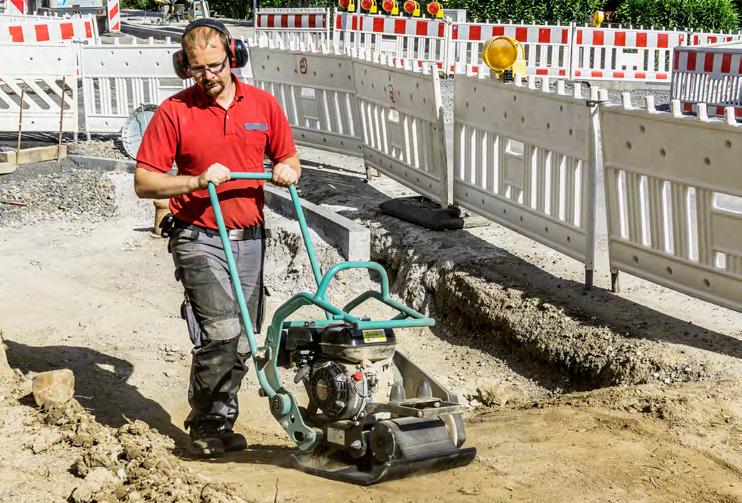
[601,99,742,311]
[453,74,600,282]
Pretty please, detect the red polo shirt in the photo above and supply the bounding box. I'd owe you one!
[136,75,296,229]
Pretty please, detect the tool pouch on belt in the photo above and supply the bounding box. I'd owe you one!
[160,213,176,238]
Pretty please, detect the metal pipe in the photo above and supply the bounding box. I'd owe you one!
[57,76,66,162]
[16,88,25,154]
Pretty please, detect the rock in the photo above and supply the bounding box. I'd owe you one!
[70,467,120,503]
[32,369,75,408]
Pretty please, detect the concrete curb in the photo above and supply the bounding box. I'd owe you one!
[265,186,370,262]
[67,155,370,262]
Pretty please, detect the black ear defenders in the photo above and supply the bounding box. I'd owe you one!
[172,18,249,79]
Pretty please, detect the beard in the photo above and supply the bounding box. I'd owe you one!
[200,77,226,98]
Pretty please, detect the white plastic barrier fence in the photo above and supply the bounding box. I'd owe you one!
[0,14,98,44]
[448,22,573,77]
[601,99,742,311]
[255,8,330,48]
[570,26,684,82]
[689,32,742,46]
[0,42,79,133]
[80,39,187,134]
[334,11,449,72]
[354,52,451,206]
[250,43,363,157]
[453,74,601,284]
[671,44,742,119]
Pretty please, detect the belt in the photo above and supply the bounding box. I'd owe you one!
[173,218,264,241]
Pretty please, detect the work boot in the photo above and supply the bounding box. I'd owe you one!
[218,430,248,452]
[189,422,225,458]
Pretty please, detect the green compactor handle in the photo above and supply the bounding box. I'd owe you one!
[207,172,434,450]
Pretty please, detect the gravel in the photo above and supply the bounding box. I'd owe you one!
[67,138,132,161]
[0,159,117,229]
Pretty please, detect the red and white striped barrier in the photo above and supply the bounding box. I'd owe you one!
[4,0,25,15]
[334,12,448,71]
[672,44,742,118]
[107,0,120,32]
[254,8,330,48]
[449,22,572,76]
[571,26,685,81]
[689,32,742,46]
[0,15,97,44]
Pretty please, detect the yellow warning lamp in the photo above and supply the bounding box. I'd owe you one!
[381,0,399,15]
[426,1,443,19]
[403,0,420,17]
[338,0,356,12]
[360,0,378,13]
[482,36,526,81]
[591,10,604,27]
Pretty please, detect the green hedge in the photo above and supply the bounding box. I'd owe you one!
[615,0,739,31]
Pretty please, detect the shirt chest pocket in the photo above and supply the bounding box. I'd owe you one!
[243,122,268,147]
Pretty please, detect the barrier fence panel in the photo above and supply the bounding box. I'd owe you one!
[601,100,742,311]
[0,14,98,44]
[354,53,451,206]
[571,26,685,82]
[80,39,187,134]
[453,75,600,284]
[255,8,330,48]
[671,44,742,119]
[0,42,78,133]
[250,43,363,157]
[334,11,449,72]
[689,32,742,46]
[448,22,573,77]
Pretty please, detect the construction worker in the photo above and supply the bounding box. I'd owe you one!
[133,19,300,457]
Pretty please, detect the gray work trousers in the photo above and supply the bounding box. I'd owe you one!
[170,228,265,432]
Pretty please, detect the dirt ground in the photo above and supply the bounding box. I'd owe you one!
[0,160,740,502]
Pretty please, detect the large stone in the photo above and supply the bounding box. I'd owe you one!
[32,369,75,408]
[69,467,120,503]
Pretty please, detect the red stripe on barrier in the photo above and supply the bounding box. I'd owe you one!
[9,25,24,42]
[613,71,625,78]
[451,25,459,40]
[470,25,481,41]
[373,17,384,33]
[635,72,647,79]
[592,30,603,46]
[536,68,548,75]
[538,27,550,44]
[437,23,444,38]
[351,15,358,31]
[85,20,92,38]
[656,73,668,80]
[267,15,274,28]
[561,28,568,44]
[683,103,692,112]
[636,32,647,47]
[614,31,626,47]
[295,15,302,28]
[576,30,583,45]
[657,33,668,48]
[591,70,603,77]
[336,14,342,30]
[738,55,742,74]
[112,22,120,31]
[492,26,504,37]
[35,24,50,42]
[60,22,73,40]
[415,20,427,36]
[559,69,566,76]
[687,52,696,71]
[11,0,24,12]
[673,50,679,70]
[704,53,715,73]
[575,70,582,76]
[515,26,526,41]
[394,19,405,34]
[322,14,327,28]
[109,3,119,18]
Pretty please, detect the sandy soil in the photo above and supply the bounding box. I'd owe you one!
[0,167,740,502]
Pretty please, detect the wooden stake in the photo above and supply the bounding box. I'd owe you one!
[57,76,66,162]
[16,88,25,154]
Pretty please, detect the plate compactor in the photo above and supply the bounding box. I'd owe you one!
[208,172,476,484]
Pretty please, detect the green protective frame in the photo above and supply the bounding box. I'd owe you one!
[208,172,434,450]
